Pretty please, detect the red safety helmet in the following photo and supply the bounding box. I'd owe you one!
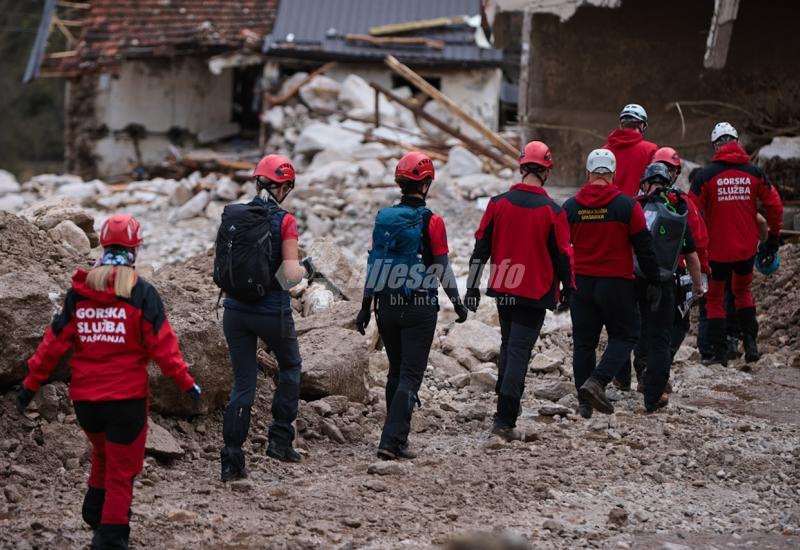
[100,213,143,248]
[519,140,553,169]
[653,147,681,168]
[253,154,295,184]
[395,151,435,182]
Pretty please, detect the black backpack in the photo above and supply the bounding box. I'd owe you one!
[213,200,281,302]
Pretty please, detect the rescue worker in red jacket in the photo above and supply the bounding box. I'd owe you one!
[689,122,783,365]
[563,149,660,417]
[15,214,200,550]
[603,103,658,197]
[465,141,574,440]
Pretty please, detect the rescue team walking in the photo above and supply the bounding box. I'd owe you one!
[14,108,785,549]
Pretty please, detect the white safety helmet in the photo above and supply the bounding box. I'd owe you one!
[711,122,738,144]
[587,149,617,174]
[619,103,648,127]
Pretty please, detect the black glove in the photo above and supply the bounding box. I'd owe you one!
[464,288,480,313]
[15,386,35,415]
[186,384,201,409]
[646,284,662,313]
[356,307,371,335]
[454,302,469,323]
[556,287,573,312]
[765,233,781,256]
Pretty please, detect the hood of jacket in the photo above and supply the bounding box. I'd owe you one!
[606,128,644,150]
[575,183,621,208]
[71,268,134,304]
[713,142,750,165]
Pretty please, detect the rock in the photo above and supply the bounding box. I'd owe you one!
[3,485,22,504]
[469,368,498,391]
[319,395,349,415]
[308,400,332,417]
[364,479,387,492]
[447,146,483,177]
[533,381,573,402]
[428,350,468,378]
[166,510,197,522]
[299,75,341,111]
[339,74,394,118]
[456,405,488,423]
[169,191,210,222]
[262,106,286,130]
[449,373,471,389]
[542,519,564,533]
[169,181,194,206]
[294,300,361,335]
[0,271,63,389]
[608,507,629,526]
[19,197,97,246]
[0,170,21,194]
[149,252,232,415]
[213,177,240,202]
[529,353,563,374]
[356,159,387,182]
[368,461,404,476]
[54,181,106,204]
[321,420,346,444]
[452,174,508,200]
[303,283,335,316]
[0,194,28,212]
[33,382,69,422]
[230,480,253,493]
[49,220,91,256]
[295,122,362,156]
[146,421,184,459]
[40,422,89,465]
[299,326,370,403]
[442,320,500,363]
[304,238,362,301]
[538,404,571,417]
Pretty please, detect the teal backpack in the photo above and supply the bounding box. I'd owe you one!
[365,205,431,296]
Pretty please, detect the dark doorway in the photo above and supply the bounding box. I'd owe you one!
[233,65,263,133]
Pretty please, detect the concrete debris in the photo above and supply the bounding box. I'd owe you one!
[0,170,21,194]
[48,220,91,256]
[146,420,185,459]
[447,146,483,177]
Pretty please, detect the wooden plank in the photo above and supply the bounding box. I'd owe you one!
[52,15,76,47]
[56,1,90,8]
[384,55,519,159]
[345,33,445,50]
[518,9,533,146]
[369,16,467,36]
[704,0,740,69]
[46,50,78,59]
[370,82,517,169]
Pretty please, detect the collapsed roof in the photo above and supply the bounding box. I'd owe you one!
[264,0,503,68]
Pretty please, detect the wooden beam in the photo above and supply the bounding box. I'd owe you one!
[345,34,445,50]
[370,82,517,169]
[518,9,533,146]
[263,62,336,107]
[369,16,467,36]
[46,50,78,59]
[384,55,519,158]
[52,15,77,47]
[704,0,740,69]
[56,1,90,8]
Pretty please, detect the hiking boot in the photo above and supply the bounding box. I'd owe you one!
[578,379,614,415]
[397,444,417,459]
[727,337,743,360]
[645,394,669,413]
[266,441,302,463]
[490,424,522,442]
[91,524,130,550]
[742,334,760,363]
[220,447,247,482]
[577,403,593,419]
[82,487,105,530]
[701,354,728,368]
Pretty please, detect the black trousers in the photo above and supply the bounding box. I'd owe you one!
[633,279,675,405]
[222,308,302,445]
[495,303,545,428]
[376,294,437,451]
[571,276,639,399]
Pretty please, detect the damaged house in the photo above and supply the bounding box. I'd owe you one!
[29,0,504,180]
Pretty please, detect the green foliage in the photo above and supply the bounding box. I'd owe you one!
[0,0,65,178]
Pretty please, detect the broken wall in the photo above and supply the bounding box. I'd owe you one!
[522,0,800,185]
[67,57,235,179]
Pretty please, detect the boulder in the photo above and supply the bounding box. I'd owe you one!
[213,177,240,202]
[33,381,70,421]
[302,284,335,316]
[0,194,29,212]
[295,122,362,156]
[538,404,571,417]
[304,238,362,301]
[49,220,91,256]
[442,320,500,363]
[428,350,468,378]
[146,420,184,459]
[451,174,508,200]
[447,146,483,178]
[469,368,498,391]
[19,197,98,247]
[41,422,90,466]
[295,300,361,335]
[339,74,395,118]
[0,169,20,194]
[299,326,370,403]
[0,271,63,389]
[54,180,107,204]
[529,353,562,374]
[169,181,194,206]
[169,190,210,222]
[262,105,286,131]
[148,252,232,416]
[299,75,341,111]
[533,381,573,402]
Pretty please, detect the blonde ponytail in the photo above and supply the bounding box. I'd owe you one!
[86,265,137,298]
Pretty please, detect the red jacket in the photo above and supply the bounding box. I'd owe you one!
[603,129,658,197]
[469,184,574,309]
[24,270,195,401]
[678,189,710,273]
[689,142,783,263]
[563,184,659,280]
